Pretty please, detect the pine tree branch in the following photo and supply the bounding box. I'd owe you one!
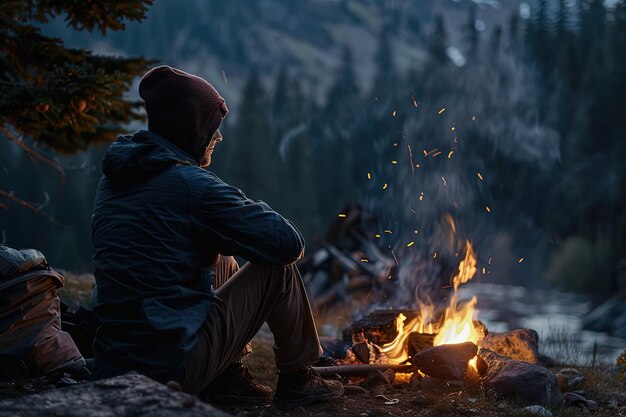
[0,122,65,183]
[0,188,59,224]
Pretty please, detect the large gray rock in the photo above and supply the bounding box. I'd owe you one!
[411,342,477,381]
[478,329,539,363]
[480,349,564,409]
[582,295,626,337]
[0,373,230,417]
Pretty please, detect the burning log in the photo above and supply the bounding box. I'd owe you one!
[312,364,414,378]
[406,332,436,358]
[411,341,478,381]
[344,309,420,346]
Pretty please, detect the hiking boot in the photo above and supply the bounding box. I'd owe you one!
[204,362,274,405]
[274,366,344,408]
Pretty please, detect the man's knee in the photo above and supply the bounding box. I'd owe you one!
[253,263,301,284]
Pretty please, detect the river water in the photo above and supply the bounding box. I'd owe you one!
[461,283,626,365]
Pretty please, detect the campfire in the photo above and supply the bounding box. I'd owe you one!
[305,211,567,410]
[317,237,484,385]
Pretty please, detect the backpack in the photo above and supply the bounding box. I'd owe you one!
[0,246,88,379]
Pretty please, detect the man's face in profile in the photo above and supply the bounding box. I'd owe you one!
[200,129,223,167]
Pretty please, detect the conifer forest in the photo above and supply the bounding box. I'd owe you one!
[1,0,625,297]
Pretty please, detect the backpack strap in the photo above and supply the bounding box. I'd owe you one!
[0,267,64,291]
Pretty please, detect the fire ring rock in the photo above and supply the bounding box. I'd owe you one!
[477,329,540,363]
[480,349,564,408]
[411,342,478,381]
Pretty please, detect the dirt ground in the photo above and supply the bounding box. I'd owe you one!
[217,327,626,417]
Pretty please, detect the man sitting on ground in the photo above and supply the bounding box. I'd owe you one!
[91,65,344,407]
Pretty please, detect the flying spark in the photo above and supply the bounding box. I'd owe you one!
[407,241,415,247]
[477,172,484,181]
[438,108,446,115]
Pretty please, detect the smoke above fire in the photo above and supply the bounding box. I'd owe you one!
[361,51,561,313]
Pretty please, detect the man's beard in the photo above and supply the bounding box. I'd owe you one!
[199,146,212,168]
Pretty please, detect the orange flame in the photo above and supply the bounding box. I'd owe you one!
[381,238,480,367]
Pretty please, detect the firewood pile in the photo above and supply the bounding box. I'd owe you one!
[299,205,398,311]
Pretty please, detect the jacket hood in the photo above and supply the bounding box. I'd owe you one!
[102,130,196,181]
[138,66,228,163]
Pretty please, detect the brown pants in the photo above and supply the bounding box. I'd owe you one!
[181,256,322,395]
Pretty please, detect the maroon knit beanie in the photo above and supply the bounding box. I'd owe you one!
[139,65,228,162]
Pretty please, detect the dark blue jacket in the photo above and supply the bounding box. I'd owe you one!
[91,130,304,382]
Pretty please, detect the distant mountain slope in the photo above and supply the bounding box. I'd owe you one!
[44,0,529,103]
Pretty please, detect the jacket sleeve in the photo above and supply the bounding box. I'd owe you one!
[190,173,305,265]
